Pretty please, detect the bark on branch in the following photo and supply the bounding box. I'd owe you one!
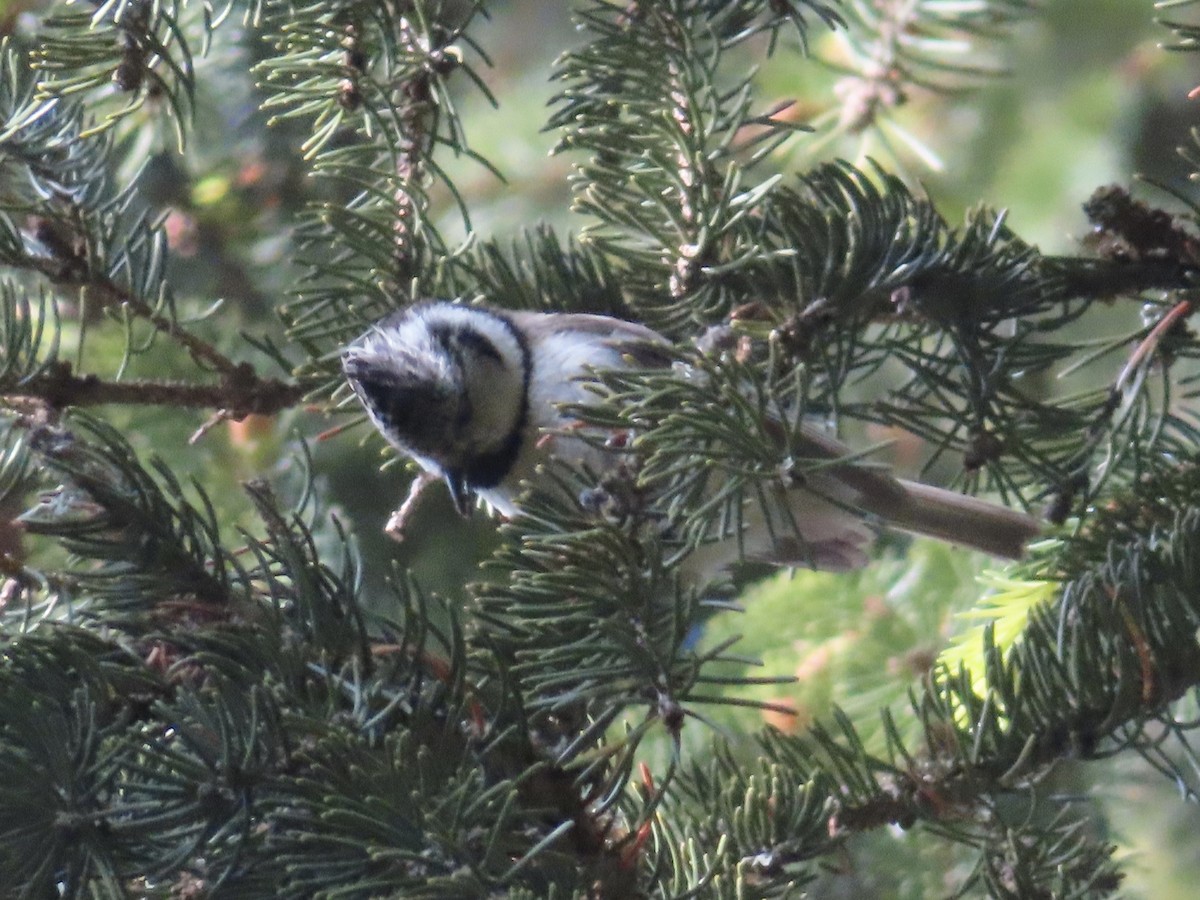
[2,361,305,418]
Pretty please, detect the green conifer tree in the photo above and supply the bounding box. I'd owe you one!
[2,0,1200,896]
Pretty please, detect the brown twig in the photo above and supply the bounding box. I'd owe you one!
[24,217,243,376]
[87,276,242,376]
[1052,256,1196,303]
[658,11,708,305]
[391,19,439,284]
[384,470,437,542]
[11,217,308,421]
[1,361,305,418]
[832,0,911,133]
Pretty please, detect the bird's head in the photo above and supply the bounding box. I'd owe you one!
[342,302,530,514]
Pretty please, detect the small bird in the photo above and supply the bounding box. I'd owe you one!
[342,301,1040,574]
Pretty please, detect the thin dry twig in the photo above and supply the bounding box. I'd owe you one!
[2,361,305,419]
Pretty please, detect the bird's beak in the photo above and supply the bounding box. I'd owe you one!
[444,472,476,518]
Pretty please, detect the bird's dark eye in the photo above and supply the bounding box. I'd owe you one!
[429,324,502,365]
[454,328,503,364]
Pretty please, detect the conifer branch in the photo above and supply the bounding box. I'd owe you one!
[5,0,1200,896]
[388,14,439,284]
[23,243,243,377]
[810,0,1036,168]
[1,362,304,418]
[30,0,200,147]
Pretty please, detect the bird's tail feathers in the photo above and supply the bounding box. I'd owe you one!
[865,479,1040,560]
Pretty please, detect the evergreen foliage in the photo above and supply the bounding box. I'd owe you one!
[1,0,1200,896]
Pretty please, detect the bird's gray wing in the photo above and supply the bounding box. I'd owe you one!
[785,426,909,507]
[512,309,902,496]
[507,310,676,368]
